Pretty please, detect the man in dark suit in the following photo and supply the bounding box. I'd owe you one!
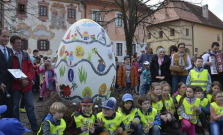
[0,28,14,118]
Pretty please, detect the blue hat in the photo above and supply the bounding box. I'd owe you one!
[122,94,133,102]
[0,105,7,115]
[0,118,31,135]
[0,131,5,135]
[101,99,116,109]
[108,97,117,104]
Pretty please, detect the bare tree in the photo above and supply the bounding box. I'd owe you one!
[85,0,208,57]
[84,0,169,57]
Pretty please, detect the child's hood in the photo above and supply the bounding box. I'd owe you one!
[43,113,60,126]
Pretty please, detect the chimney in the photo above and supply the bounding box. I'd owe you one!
[202,4,209,19]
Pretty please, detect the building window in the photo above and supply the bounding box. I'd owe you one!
[132,44,136,54]
[186,29,189,36]
[195,48,198,52]
[67,4,77,24]
[18,4,25,14]
[68,9,75,19]
[92,10,101,23]
[170,29,175,36]
[217,34,220,42]
[21,39,28,50]
[159,31,163,38]
[116,43,122,56]
[148,32,151,39]
[37,40,49,51]
[40,6,47,16]
[115,13,123,27]
[16,0,27,20]
[38,1,49,22]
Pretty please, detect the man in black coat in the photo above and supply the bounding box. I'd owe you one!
[0,28,14,118]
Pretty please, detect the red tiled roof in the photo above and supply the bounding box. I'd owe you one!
[149,1,223,29]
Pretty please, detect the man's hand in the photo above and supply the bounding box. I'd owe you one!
[205,62,212,66]
[0,83,6,93]
[22,79,29,87]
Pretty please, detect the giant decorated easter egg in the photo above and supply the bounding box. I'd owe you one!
[54,19,116,103]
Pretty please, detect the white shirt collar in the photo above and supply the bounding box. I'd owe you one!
[12,49,21,54]
[0,44,6,50]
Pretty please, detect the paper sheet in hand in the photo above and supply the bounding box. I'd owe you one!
[8,69,27,79]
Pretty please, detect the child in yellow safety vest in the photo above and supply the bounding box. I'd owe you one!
[118,94,140,135]
[207,81,222,103]
[186,57,211,93]
[172,82,186,121]
[37,102,67,135]
[194,86,210,135]
[210,91,223,135]
[96,98,127,135]
[67,97,96,135]
[148,82,178,132]
[178,86,201,135]
[161,83,179,130]
[137,94,161,135]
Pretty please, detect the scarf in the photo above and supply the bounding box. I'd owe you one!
[158,57,164,66]
[178,51,185,66]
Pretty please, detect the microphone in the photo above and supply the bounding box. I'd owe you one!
[4,87,10,98]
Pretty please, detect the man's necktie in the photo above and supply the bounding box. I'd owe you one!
[3,48,8,61]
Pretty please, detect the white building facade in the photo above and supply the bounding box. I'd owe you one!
[3,0,83,57]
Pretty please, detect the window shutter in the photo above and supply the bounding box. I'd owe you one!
[46,40,50,50]
[115,13,118,26]
[24,40,28,50]
[37,40,40,50]
[74,9,76,19]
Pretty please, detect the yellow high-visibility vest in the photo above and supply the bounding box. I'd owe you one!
[180,98,200,124]
[190,69,208,91]
[211,102,223,121]
[37,119,66,135]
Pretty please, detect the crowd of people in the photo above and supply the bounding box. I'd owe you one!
[0,28,57,134]
[0,26,223,135]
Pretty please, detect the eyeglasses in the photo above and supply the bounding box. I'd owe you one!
[179,47,185,49]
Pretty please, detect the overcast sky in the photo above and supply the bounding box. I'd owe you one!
[147,0,223,21]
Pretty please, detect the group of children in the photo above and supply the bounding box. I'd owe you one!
[35,79,223,135]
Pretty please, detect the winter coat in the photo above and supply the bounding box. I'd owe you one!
[12,51,34,93]
[150,54,171,84]
[117,65,138,88]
